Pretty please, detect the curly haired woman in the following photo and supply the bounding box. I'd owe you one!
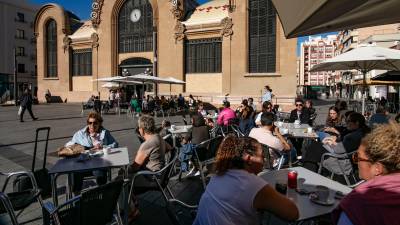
[193,135,298,225]
[333,122,400,225]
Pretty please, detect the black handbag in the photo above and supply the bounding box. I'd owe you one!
[13,127,52,198]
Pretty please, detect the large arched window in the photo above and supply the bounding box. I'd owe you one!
[46,19,57,77]
[248,0,276,73]
[118,0,153,53]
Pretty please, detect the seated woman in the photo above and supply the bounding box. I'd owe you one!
[318,106,345,140]
[66,112,118,193]
[255,101,274,126]
[333,122,400,225]
[193,135,299,225]
[238,105,255,136]
[303,112,370,173]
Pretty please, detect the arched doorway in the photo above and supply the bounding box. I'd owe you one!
[119,57,153,99]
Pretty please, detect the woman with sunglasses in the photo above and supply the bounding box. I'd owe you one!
[333,122,400,225]
[65,112,118,193]
[194,135,298,225]
[255,101,274,126]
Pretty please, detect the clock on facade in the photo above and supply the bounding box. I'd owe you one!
[171,0,178,7]
[130,9,141,23]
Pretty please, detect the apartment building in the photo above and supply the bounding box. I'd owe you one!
[0,0,39,101]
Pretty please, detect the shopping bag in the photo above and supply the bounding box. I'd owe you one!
[17,106,22,116]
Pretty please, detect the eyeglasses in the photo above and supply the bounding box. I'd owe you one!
[87,121,98,125]
[352,152,372,164]
[296,104,303,107]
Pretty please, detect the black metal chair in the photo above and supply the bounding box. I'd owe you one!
[192,136,224,188]
[43,179,124,225]
[0,171,43,225]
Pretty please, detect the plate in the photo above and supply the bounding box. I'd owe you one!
[309,193,335,206]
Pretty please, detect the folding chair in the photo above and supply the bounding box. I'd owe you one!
[192,136,224,189]
[0,171,43,225]
[43,180,124,225]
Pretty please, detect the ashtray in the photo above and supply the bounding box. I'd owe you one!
[309,193,335,206]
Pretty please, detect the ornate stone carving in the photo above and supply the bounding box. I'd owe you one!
[91,33,99,49]
[91,0,104,29]
[170,0,184,20]
[174,21,186,41]
[220,17,233,37]
[62,36,71,52]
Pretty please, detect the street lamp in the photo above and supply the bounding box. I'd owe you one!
[13,47,18,106]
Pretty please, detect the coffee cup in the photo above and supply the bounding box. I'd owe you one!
[281,128,289,135]
[277,121,283,127]
[315,185,330,202]
[307,127,313,134]
[103,147,111,155]
[171,125,176,130]
[294,120,300,125]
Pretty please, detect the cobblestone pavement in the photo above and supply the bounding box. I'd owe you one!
[0,100,340,225]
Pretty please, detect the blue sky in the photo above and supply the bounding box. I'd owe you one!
[29,0,334,55]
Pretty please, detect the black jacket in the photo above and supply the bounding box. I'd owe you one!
[20,93,33,107]
[289,109,310,125]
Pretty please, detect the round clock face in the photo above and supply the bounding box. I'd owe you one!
[172,0,178,6]
[130,9,141,23]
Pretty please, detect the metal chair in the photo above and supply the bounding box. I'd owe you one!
[318,151,359,186]
[0,192,19,225]
[0,171,43,225]
[260,144,286,171]
[43,179,124,225]
[192,136,224,188]
[166,198,198,225]
[128,148,178,205]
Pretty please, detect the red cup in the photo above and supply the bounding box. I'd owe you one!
[288,170,298,189]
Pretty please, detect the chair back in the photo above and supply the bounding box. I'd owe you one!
[80,180,123,225]
[206,136,223,159]
[159,148,178,188]
[261,144,273,170]
[49,180,123,225]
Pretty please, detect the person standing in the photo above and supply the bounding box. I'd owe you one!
[262,85,273,103]
[19,89,38,122]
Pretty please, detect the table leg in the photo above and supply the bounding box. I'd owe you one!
[51,174,58,206]
[122,165,129,225]
[66,174,73,200]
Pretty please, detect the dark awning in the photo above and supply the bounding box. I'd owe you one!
[371,71,400,82]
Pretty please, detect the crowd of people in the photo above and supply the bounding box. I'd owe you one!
[52,85,400,225]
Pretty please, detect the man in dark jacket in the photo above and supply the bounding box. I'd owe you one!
[289,99,311,125]
[19,89,38,122]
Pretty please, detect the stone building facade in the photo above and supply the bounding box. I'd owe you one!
[34,0,297,104]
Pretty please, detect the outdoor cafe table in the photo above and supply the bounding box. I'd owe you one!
[49,147,130,206]
[259,167,352,222]
[275,122,319,140]
[168,125,193,147]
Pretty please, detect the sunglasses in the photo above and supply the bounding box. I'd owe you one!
[352,152,372,164]
[296,104,303,107]
[87,121,99,125]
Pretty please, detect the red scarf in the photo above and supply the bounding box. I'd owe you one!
[332,173,400,225]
